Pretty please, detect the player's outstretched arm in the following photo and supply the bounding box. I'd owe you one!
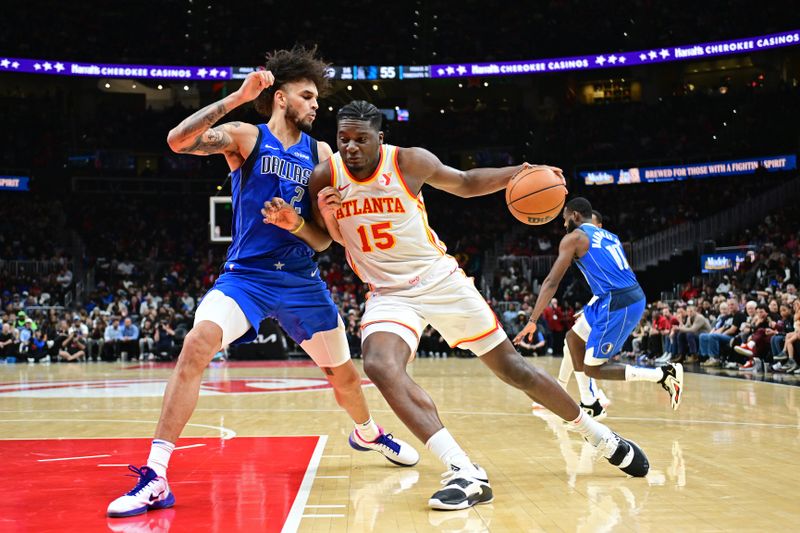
[514,234,578,344]
[402,147,562,198]
[166,71,272,159]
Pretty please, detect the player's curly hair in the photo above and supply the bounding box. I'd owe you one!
[336,100,383,130]
[253,45,332,117]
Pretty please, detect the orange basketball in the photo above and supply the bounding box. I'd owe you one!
[505,167,567,225]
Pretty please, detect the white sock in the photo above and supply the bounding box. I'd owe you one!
[425,428,472,471]
[625,365,663,382]
[147,439,175,478]
[569,411,612,446]
[558,342,574,389]
[355,417,380,442]
[574,371,596,404]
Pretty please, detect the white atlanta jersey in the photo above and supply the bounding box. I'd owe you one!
[329,144,459,295]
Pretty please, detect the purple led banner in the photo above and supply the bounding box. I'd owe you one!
[0,57,232,80]
[431,30,800,78]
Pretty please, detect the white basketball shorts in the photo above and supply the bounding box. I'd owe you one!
[361,271,506,357]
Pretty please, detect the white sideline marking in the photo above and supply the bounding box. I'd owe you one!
[281,435,328,533]
[175,443,206,450]
[38,454,110,462]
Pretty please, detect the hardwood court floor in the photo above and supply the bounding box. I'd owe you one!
[1,356,798,532]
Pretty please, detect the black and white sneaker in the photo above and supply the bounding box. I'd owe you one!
[658,363,684,410]
[428,464,493,511]
[579,399,607,421]
[598,432,649,477]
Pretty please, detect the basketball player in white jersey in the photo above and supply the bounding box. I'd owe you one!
[264,101,649,511]
[532,209,612,419]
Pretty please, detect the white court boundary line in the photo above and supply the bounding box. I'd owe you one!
[0,419,237,439]
[281,435,328,533]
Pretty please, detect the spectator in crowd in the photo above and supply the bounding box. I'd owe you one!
[153,319,175,359]
[698,299,746,367]
[138,318,155,361]
[87,318,106,362]
[69,316,89,337]
[772,301,800,373]
[734,303,775,370]
[0,322,18,358]
[56,266,73,291]
[26,330,49,363]
[673,305,711,364]
[119,317,139,360]
[17,319,34,357]
[542,298,566,355]
[103,318,122,360]
[58,328,86,362]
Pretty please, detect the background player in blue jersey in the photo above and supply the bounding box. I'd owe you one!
[107,47,417,519]
[515,197,684,412]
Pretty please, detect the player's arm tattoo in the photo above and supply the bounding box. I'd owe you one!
[324,367,334,376]
[169,99,241,154]
[180,122,242,155]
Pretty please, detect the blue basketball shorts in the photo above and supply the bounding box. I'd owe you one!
[583,285,645,365]
[202,257,339,345]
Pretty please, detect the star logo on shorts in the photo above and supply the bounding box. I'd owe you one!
[274,262,285,270]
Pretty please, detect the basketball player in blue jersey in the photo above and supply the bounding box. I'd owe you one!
[515,197,684,412]
[107,49,417,519]
[265,101,649,512]
[532,209,612,417]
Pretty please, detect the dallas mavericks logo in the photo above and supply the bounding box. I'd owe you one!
[601,342,615,355]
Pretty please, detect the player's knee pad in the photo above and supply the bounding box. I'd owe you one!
[300,315,351,368]
[193,289,250,348]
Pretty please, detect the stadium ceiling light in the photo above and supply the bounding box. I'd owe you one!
[372,84,378,91]
[347,85,352,91]
[183,85,189,91]
[157,84,163,90]
[104,82,110,88]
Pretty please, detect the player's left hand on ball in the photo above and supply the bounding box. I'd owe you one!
[261,197,300,231]
[523,163,567,192]
[513,321,537,345]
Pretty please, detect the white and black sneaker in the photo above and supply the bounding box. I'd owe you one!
[598,432,649,477]
[658,363,684,410]
[428,464,493,511]
[579,399,607,421]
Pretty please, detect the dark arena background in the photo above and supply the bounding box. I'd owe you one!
[1,2,799,531]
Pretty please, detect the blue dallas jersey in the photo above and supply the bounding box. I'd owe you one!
[574,223,638,296]
[226,124,319,263]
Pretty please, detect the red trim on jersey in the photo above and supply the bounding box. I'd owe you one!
[393,146,419,201]
[451,316,501,348]
[416,201,447,255]
[360,320,420,340]
[345,249,365,282]
[342,145,385,185]
[328,157,336,189]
